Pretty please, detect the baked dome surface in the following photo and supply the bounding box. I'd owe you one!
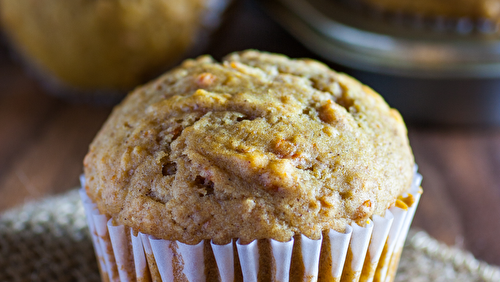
[84,50,414,244]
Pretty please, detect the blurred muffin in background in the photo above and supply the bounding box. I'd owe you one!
[0,0,230,99]
[355,0,500,22]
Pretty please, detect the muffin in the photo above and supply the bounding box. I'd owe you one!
[81,50,422,281]
[354,0,500,21]
[0,0,230,96]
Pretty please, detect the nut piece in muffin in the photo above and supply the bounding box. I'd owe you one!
[0,0,228,91]
[83,50,414,245]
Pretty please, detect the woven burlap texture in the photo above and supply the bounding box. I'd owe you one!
[1,189,499,282]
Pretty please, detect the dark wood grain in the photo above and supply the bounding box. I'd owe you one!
[409,129,500,266]
[0,60,112,211]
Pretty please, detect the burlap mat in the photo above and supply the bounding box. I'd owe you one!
[1,190,499,282]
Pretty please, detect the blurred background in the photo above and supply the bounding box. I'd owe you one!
[0,0,499,267]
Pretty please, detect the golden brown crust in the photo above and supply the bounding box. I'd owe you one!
[84,50,414,244]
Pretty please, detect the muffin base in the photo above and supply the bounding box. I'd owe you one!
[80,169,422,282]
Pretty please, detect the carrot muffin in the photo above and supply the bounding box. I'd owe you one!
[355,0,500,21]
[83,50,415,247]
[0,0,229,92]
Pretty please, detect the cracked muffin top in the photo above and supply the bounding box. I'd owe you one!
[83,50,414,244]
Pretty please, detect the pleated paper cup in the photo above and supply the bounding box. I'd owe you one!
[79,168,422,282]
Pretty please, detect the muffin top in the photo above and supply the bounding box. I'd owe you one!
[84,50,414,244]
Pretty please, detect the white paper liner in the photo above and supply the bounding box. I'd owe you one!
[301,233,323,280]
[326,225,353,279]
[211,240,235,282]
[80,170,422,281]
[108,221,134,282]
[178,240,206,281]
[236,239,259,281]
[385,183,422,282]
[342,219,374,281]
[139,233,157,280]
[93,212,118,281]
[271,238,294,281]
[130,231,148,281]
[148,236,174,281]
[359,212,393,282]
[79,183,108,281]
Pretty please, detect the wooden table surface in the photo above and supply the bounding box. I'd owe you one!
[0,0,499,267]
